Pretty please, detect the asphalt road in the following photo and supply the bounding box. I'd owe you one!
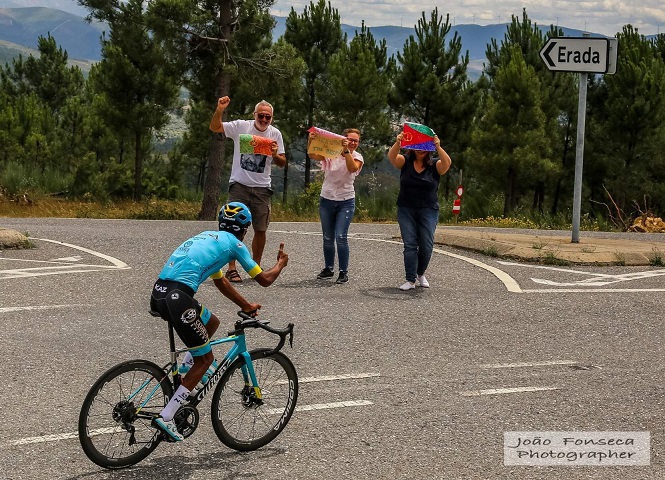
[0,218,663,480]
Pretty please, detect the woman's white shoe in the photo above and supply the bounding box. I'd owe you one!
[399,281,416,291]
[417,275,430,288]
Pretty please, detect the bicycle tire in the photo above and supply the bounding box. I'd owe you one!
[210,349,298,451]
[78,359,173,469]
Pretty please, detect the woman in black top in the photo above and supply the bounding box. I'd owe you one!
[388,131,452,290]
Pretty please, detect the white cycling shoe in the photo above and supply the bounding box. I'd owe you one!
[153,416,184,442]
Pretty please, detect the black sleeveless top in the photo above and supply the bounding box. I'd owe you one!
[396,157,440,209]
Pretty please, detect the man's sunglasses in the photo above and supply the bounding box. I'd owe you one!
[256,113,272,120]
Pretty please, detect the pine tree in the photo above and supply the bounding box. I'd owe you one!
[284,0,345,187]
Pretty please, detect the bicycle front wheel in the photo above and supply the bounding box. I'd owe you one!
[211,349,298,451]
[78,360,173,469]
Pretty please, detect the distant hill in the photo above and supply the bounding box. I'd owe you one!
[0,38,94,73]
[0,7,105,61]
[272,17,600,79]
[0,6,619,79]
[0,38,33,65]
[0,0,88,17]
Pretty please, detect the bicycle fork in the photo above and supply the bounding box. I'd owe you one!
[239,351,263,407]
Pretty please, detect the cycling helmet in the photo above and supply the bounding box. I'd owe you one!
[218,202,252,239]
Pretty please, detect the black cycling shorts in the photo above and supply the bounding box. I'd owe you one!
[150,279,212,356]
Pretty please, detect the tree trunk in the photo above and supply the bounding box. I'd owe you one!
[304,81,315,188]
[282,159,289,204]
[198,1,233,220]
[532,181,544,213]
[134,131,143,200]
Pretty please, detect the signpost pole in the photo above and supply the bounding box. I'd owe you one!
[571,41,590,243]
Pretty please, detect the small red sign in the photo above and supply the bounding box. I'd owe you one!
[452,198,461,215]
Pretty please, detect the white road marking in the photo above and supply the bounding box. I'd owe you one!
[52,256,83,262]
[531,270,665,286]
[459,386,559,397]
[35,238,129,268]
[298,373,381,383]
[480,360,577,369]
[273,230,523,293]
[9,401,374,445]
[432,246,522,293]
[266,400,373,414]
[498,261,665,290]
[0,238,130,279]
[0,304,87,313]
[523,288,665,293]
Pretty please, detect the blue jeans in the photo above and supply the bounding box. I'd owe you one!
[319,197,355,272]
[397,206,439,282]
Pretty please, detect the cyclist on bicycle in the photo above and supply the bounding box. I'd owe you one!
[149,201,289,441]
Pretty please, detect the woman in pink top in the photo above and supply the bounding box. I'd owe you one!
[307,128,364,284]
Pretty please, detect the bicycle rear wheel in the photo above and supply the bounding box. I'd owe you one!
[78,360,173,469]
[211,349,298,451]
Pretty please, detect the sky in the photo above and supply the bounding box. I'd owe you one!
[270,0,665,37]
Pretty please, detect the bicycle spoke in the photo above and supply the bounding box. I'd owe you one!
[79,360,172,469]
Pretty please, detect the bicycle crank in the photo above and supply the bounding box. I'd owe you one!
[174,405,199,438]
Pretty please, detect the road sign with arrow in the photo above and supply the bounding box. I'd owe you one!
[540,37,613,73]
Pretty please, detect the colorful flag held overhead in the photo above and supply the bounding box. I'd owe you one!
[401,122,436,151]
[239,134,274,156]
[307,126,346,158]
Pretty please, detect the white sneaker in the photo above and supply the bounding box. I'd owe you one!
[153,416,184,442]
[399,281,416,291]
[417,275,430,288]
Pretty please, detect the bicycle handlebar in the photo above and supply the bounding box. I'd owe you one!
[230,311,294,354]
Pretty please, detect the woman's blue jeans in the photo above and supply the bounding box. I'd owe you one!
[319,197,355,272]
[397,206,439,282]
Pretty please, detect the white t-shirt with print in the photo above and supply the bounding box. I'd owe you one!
[223,120,285,188]
[320,151,364,201]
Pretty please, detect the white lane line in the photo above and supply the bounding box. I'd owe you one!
[522,288,665,293]
[498,261,665,290]
[34,238,130,269]
[0,304,87,313]
[266,400,373,414]
[12,432,79,445]
[432,246,522,293]
[0,264,123,273]
[1,238,130,279]
[1,268,124,280]
[298,373,380,383]
[272,230,523,293]
[459,386,559,397]
[480,360,577,369]
[9,401,374,445]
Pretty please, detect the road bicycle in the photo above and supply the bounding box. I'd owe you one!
[78,311,298,469]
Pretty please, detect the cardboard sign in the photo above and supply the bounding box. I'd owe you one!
[307,126,346,158]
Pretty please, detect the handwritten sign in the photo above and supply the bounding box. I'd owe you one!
[307,126,345,158]
[401,122,436,151]
[239,134,273,156]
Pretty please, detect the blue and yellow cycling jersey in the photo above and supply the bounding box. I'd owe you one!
[158,230,262,292]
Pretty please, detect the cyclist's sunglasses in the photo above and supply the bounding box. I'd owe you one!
[256,113,272,120]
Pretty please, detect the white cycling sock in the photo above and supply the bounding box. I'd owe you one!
[182,352,194,369]
[160,384,191,422]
